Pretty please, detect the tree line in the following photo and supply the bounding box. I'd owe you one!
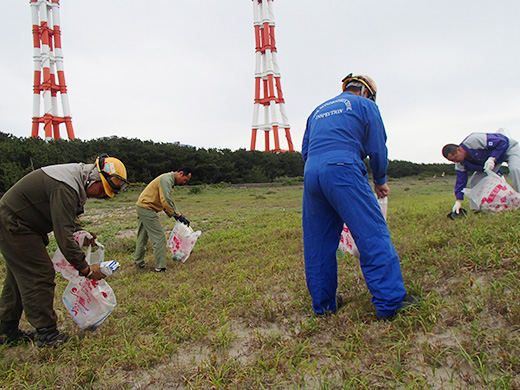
[0,132,454,193]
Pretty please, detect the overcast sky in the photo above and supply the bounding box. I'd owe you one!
[1,1,519,163]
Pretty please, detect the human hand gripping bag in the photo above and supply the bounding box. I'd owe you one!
[51,231,118,330]
[167,221,201,263]
[337,197,388,259]
[463,170,520,213]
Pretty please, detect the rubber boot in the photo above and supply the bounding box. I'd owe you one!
[35,326,72,348]
[0,320,35,346]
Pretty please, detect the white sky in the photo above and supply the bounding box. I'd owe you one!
[1,0,519,163]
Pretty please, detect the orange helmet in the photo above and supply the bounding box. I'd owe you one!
[342,73,377,102]
[95,154,129,198]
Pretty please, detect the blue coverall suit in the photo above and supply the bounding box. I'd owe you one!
[454,132,520,209]
[302,91,406,318]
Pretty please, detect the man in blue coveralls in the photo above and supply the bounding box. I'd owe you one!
[442,132,520,213]
[301,73,418,319]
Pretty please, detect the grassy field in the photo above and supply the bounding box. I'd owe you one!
[1,177,520,389]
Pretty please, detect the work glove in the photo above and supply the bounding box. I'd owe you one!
[452,200,462,214]
[79,264,106,280]
[484,157,496,172]
[82,232,98,247]
[175,214,190,227]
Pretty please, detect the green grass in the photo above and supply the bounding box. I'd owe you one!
[2,177,520,389]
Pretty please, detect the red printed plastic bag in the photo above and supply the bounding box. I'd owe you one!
[52,231,117,330]
[337,197,388,259]
[463,171,520,213]
[167,221,201,263]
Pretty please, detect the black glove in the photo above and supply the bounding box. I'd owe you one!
[175,214,190,227]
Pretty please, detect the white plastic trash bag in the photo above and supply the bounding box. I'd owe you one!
[51,231,117,330]
[338,197,388,259]
[463,170,520,213]
[338,224,360,259]
[167,221,201,263]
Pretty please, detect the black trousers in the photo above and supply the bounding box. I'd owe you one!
[0,205,57,329]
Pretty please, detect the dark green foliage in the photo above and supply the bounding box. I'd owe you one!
[0,132,305,191]
[0,132,454,192]
[386,159,454,179]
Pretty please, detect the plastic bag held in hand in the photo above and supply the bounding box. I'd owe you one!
[338,197,388,259]
[51,231,117,330]
[167,221,201,263]
[463,170,520,213]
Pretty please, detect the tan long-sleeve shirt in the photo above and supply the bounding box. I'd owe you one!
[136,172,179,216]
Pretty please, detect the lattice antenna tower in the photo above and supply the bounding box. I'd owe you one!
[251,0,294,152]
[30,0,75,140]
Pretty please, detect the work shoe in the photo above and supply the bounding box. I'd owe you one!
[336,294,345,310]
[35,326,72,348]
[0,320,35,346]
[399,295,420,310]
[0,329,36,346]
[316,294,345,316]
[154,268,166,272]
[378,295,420,321]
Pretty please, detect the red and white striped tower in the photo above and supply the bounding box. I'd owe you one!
[251,0,294,152]
[30,0,75,140]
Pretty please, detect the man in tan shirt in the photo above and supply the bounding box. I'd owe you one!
[134,168,192,272]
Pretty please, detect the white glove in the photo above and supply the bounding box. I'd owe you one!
[484,157,496,172]
[452,200,462,214]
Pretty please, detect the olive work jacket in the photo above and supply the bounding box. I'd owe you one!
[0,169,89,272]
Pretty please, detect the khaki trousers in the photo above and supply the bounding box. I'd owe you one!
[134,206,168,269]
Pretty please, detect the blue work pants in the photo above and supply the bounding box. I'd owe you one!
[302,157,406,317]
